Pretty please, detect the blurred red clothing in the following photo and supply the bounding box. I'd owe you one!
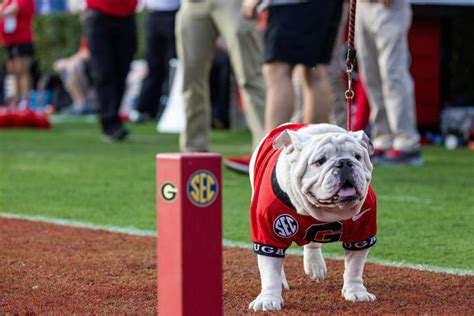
[86,0,137,17]
[257,10,268,31]
[353,78,370,132]
[0,0,35,46]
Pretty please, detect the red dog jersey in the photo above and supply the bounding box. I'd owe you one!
[251,124,377,257]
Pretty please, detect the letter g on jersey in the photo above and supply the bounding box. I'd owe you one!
[273,214,299,238]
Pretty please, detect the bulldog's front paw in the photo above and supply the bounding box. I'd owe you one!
[304,247,327,281]
[342,286,376,302]
[249,291,284,311]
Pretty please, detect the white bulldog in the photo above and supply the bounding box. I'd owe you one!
[248,123,377,311]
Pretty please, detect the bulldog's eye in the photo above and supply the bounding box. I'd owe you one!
[355,154,362,161]
[314,157,327,166]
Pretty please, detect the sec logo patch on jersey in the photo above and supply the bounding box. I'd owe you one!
[273,214,298,238]
[187,170,219,207]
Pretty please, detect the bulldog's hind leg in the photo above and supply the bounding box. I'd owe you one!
[304,242,327,281]
[341,248,376,302]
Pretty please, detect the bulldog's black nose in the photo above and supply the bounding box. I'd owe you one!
[336,159,353,169]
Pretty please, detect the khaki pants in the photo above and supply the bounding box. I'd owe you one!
[176,0,266,152]
[328,2,349,128]
[355,0,420,151]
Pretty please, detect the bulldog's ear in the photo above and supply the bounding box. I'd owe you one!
[349,130,374,155]
[273,129,308,150]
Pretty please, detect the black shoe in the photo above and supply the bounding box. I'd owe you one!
[101,127,129,142]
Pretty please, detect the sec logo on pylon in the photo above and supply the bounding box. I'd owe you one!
[187,170,219,207]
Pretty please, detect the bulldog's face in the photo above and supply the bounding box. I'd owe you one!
[274,124,373,222]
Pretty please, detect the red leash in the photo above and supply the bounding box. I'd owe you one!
[345,0,358,132]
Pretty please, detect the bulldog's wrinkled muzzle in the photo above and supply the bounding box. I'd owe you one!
[336,158,353,177]
[334,158,360,202]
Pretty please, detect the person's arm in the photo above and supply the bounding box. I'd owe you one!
[78,48,90,60]
[242,0,260,20]
[0,1,19,19]
[378,0,393,7]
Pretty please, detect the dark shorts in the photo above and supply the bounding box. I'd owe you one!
[6,43,34,60]
[264,0,343,66]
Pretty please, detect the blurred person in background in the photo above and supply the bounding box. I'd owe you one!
[210,38,232,129]
[242,0,343,132]
[356,0,422,165]
[327,0,349,128]
[293,63,333,124]
[0,0,35,108]
[53,36,94,114]
[352,77,371,132]
[84,0,137,141]
[53,11,95,115]
[129,0,180,123]
[176,0,266,173]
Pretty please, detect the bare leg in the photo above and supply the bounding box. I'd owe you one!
[263,62,295,133]
[300,65,332,124]
[66,77,87,106]
[7,59,20,105]
[65,62,88,108]
[17,57,33,104]
[290,65,304,123]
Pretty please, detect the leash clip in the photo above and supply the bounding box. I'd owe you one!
[344,47,357,101]
[345,64,355,100]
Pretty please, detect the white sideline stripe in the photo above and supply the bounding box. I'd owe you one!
[0,212,156,237]
[1,212,473,277]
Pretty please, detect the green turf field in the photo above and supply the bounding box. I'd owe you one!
[1,117,473,271]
